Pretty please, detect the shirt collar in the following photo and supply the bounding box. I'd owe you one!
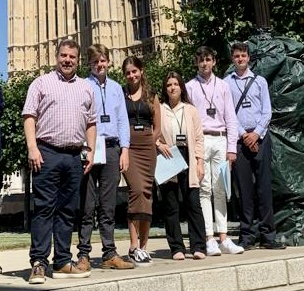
[164,102,186,113]
[89,74,108,87]
[56,70,77,83]
[231,69,255,80]
[196,73,215,84]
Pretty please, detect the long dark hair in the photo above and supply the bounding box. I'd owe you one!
[122,56,155,112]
[162,71,191,105]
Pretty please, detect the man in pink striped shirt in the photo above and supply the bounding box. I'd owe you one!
[186,46,244,256]
[22,39,97,284]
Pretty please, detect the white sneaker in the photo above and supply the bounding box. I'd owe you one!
[206,238,221,256]
[219,238,244,254]
[141,249,153,263]
[129,248,152,267]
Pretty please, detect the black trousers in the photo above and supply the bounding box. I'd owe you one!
[159,147,206,255]
[30,144,83,270]
[77,146,121,260]
[234,132,276,244]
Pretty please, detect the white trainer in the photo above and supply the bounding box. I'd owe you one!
[219,238,244,254]
[206,238,222,256]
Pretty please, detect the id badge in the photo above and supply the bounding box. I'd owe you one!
[176,134,187,146]
[206,108,216,116]
[134,124,144,131]
[242,101,251,108]
[100,115,110,123]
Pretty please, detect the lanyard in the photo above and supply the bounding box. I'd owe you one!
[172,107,184,134]
[197,76,216,108]
[93,76,107,115]
[100,83,107,115]
[130,96,142,124]
[234,77,249,95]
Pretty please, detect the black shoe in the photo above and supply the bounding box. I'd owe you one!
[259,240,286,250]
[239,241,256,251]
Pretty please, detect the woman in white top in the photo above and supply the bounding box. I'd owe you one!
[157,71,206,260]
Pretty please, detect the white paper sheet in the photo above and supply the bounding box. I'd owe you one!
[155,145,188,185]
[93,135,106,164]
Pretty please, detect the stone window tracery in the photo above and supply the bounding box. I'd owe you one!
[130,0,151,40]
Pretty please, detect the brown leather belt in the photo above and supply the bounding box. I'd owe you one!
[203,131,227,137]
[37,139,83,153]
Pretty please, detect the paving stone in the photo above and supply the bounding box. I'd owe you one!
[181,267,238,291]
[72,283,118,291]
[118,274,181,291]
[237,260,287,290]
[286,257,304,284]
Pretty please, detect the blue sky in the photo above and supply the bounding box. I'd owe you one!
[0,0,8,81]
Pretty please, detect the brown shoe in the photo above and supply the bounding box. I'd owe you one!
[77,256,91,271]
[29,261,46,284]
[52,262,91,279]
[101,255,135,269]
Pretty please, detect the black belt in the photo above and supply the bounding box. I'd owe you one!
[37,139,83,153]
[105,137,119,148]
[203,131,227,137]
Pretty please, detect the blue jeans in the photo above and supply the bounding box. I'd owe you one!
[30,144,83,270]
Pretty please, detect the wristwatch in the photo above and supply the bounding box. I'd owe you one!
[155,140,161,147]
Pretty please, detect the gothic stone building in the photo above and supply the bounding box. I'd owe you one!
[3,0,191,203]
[7,0,185,76]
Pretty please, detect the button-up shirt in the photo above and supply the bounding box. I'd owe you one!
[186,73,238,153]
[22,70,97,147]
[86,74,130,148]
[224,69,271,139]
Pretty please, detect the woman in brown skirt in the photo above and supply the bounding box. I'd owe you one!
[122,56,161,266]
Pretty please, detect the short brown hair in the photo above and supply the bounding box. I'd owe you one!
[56,39,80,58]
[87,44,110,64]
[195,46,217,63]
[231,42,250,55]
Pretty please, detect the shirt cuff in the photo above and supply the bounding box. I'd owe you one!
[227,144,237,154]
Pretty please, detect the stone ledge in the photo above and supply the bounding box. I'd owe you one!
[2,242,304,291]
[52,257,304,291]
[287,257,304,284]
